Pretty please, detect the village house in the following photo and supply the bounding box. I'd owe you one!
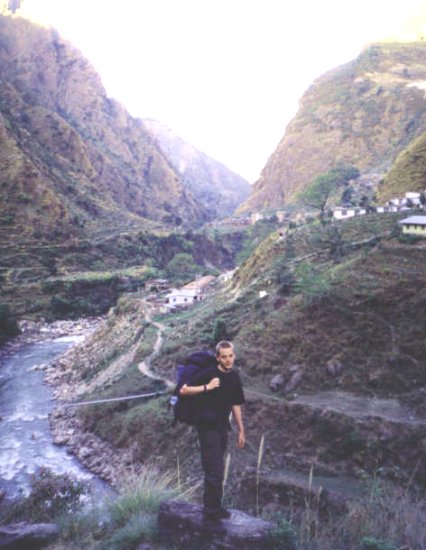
[250,211,264,224]
[404,192,422,207]
[276,210,287,223]
[333,189,424,221]
[164,275,216,311]
[333,207,367,220]
[223,217,251,227]
[164,287,200,310]
[376,205,399,214]
[398,215,426,237]
[388,192,423,208]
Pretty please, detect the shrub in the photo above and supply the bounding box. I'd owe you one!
[293,261,333,303]
[267,515,298,550]
[109,466,195,525]
[166,252,199,283]
[212,318,229,344]
[0,304,20,344]
[20,467,90,522]
[107,513,157,550]
[398,233,423,245]
[95,465,197,549]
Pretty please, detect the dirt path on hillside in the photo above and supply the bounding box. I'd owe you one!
[292,391,426,425]
[137,304,174,388]
[245,387,426,427]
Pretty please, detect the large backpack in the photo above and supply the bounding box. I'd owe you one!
[170,349,217,425]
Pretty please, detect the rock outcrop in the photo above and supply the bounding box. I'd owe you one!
[0,522,58,549]
[158,500,274,550]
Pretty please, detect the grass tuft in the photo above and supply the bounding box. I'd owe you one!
[109,465,196,526]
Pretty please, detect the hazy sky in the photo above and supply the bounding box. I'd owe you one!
[18,0,426,182]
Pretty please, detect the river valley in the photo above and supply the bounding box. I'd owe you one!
[0,322,108,500]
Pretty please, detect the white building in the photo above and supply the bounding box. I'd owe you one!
[165,288,200,309]
[333,207,367,220]
[164,275,216,311]
[405,192,422,206]
[250,212,264,224]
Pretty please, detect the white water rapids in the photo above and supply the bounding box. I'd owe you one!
[0,336,108,499]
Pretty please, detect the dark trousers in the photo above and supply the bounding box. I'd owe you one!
[197,425,228,512]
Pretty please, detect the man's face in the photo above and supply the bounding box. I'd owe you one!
[216,347,235,371]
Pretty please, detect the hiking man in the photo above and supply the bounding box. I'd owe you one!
[179,340,245,519]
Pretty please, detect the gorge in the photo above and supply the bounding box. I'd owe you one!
[0,4,425,549]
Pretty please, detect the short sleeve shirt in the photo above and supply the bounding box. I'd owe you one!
[196,366,244,428]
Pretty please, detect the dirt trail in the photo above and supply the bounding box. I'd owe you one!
[264,467,364,499]
[137,305,174,389]
[292,391,426,426]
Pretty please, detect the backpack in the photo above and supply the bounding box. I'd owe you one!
[170,349,217,425]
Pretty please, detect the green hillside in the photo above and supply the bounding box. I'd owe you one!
[63,214,426,503]
[379,129,426,201]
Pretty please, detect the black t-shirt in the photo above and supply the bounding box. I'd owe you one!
[195,365,245,428]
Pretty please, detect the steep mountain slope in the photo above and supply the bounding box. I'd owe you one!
[240,42,426,211]
[378,128,426,201]
[0,12,253,324]
[143,119,251,220]
[0,14,204,245]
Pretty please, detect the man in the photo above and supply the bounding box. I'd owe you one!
[179,340,245,520]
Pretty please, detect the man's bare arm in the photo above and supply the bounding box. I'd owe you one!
[232,404,245,448]
[179,377,220,396]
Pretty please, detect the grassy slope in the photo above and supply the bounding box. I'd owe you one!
[379,129,426,201]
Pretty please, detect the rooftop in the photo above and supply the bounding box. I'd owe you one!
[398,216,426,225]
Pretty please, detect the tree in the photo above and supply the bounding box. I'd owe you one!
[212,318,229,343]
[166,253,199,283]
[298,166,359,223]
[341,186,353,205]
[0,304,20,344]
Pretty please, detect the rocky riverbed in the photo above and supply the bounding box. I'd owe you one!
[0,317,101,351]
[1,316,137,490]
[31,315,149,487]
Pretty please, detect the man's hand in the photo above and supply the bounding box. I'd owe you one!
[207,377,220,391]
[237,430,245,449]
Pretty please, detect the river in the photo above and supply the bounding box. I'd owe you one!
[0,335,108,500]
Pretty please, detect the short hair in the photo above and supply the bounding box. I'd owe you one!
[215,340,234,355]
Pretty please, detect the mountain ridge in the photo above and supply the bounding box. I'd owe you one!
[143,118,251,221]
[239,42,426,212]
[0,14,206,243]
